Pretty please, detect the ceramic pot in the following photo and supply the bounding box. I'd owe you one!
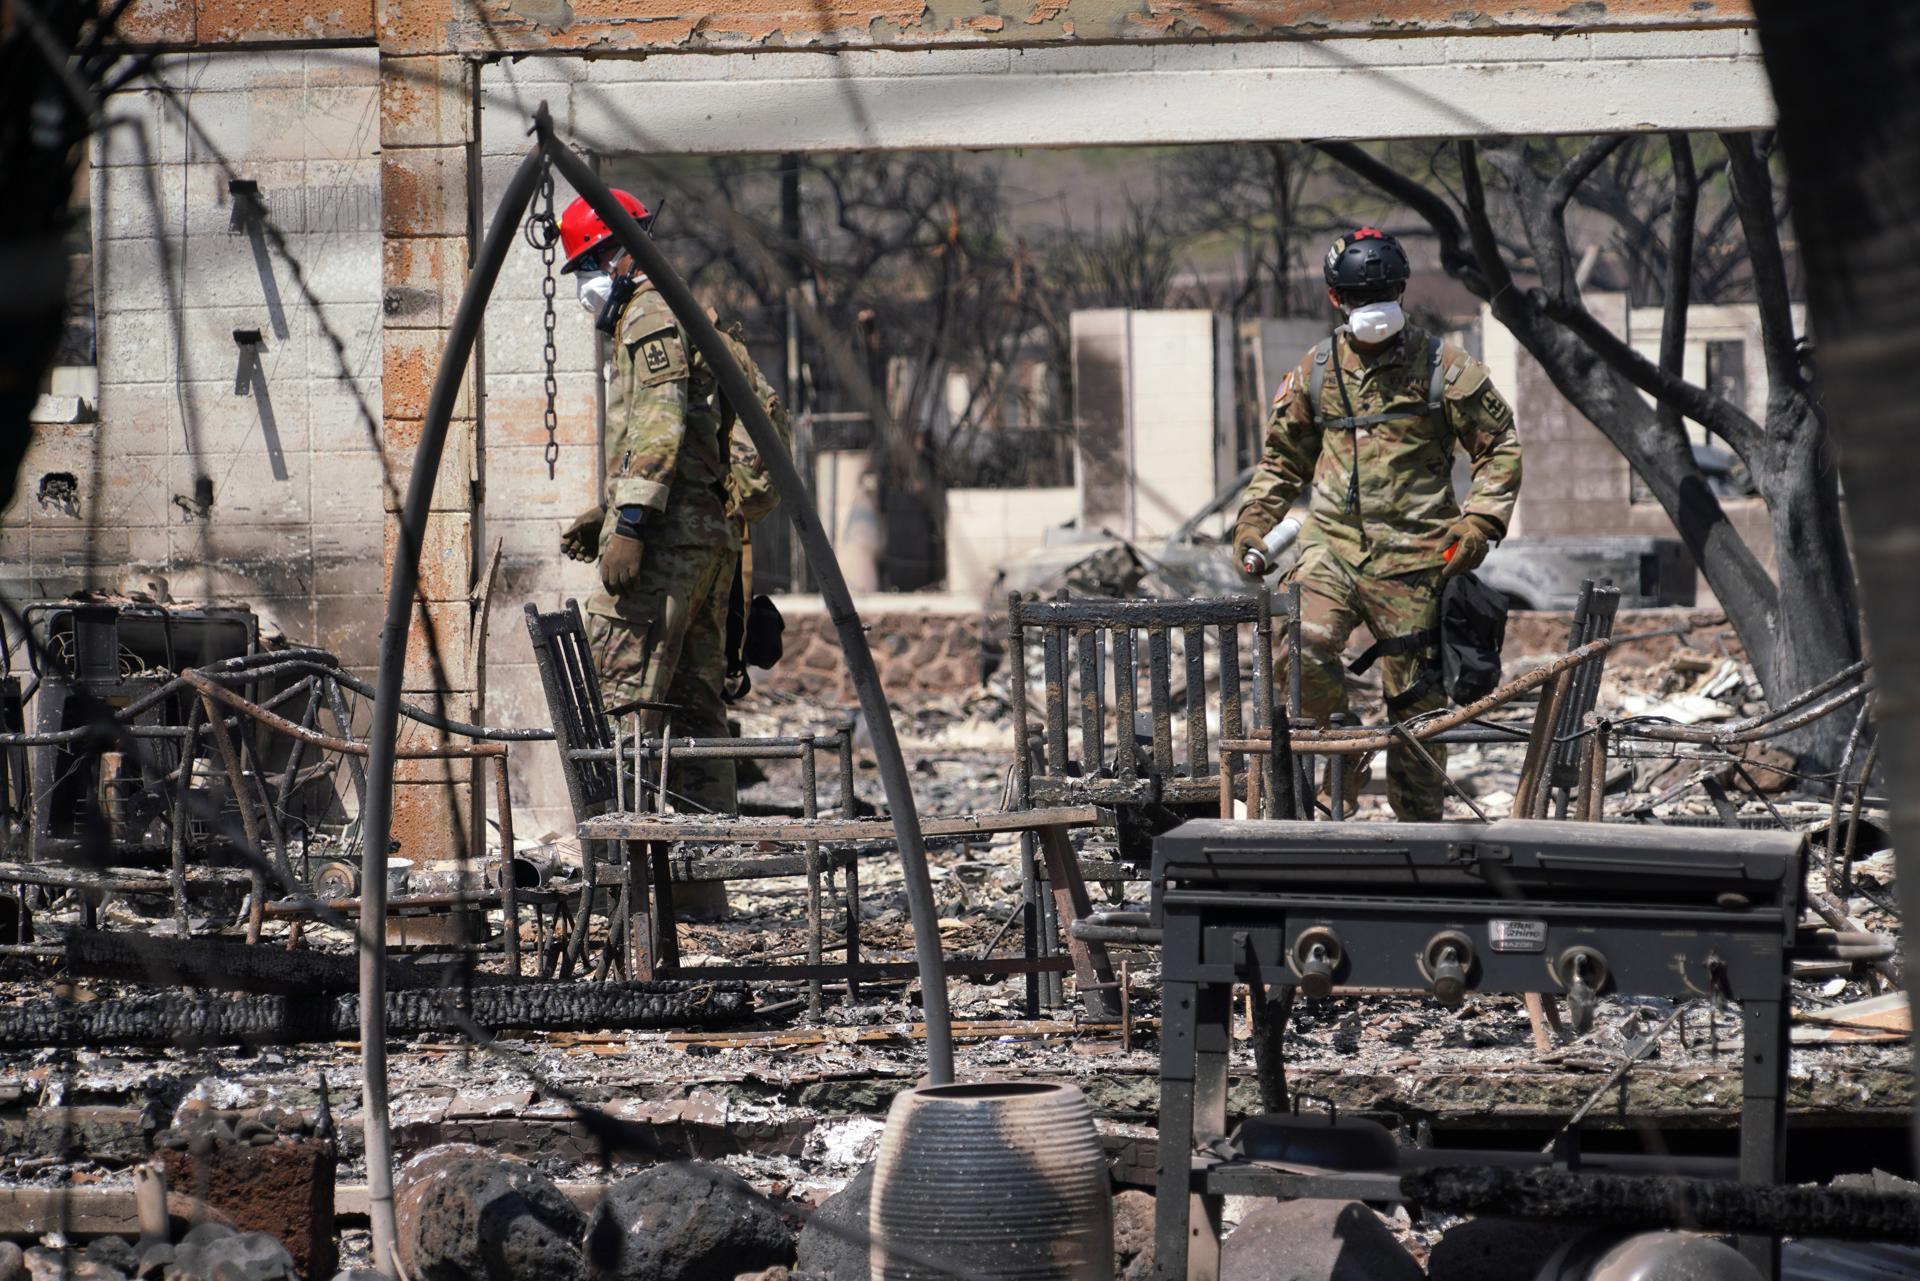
[870,1080,1113,1281]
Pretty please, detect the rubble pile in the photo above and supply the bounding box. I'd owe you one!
[0,603,1906,1281]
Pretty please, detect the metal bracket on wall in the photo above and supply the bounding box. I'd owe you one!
[231,328,287,481]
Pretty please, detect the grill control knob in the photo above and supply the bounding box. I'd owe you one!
[1422,931,1475,1007]
[1290,927,1343,1000]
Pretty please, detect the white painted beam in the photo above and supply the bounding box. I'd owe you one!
[479,28,1774,156]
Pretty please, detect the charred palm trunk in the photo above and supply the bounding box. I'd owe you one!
[1750,0,1920,1170]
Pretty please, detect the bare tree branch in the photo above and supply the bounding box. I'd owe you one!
[1456,140,1517,310]
[1722,131,1805,392]
[1548,134,1631,220]
[1659,133,1699,442]
[1533,291,1762,454]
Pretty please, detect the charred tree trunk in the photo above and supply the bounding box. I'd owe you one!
[0,980,754,1048]
[1750,400,1862,766]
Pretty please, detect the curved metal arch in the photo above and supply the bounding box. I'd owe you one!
[358,105,958,1273]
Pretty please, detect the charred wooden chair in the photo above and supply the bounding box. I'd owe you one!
[1545,580,1623,819]
[1006,591,1288,1008]
[1009,591,1286,826]
[524,600,863,1000]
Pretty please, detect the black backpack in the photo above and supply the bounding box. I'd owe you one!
[1348,572,1509,716]
[1437,572,1508,707]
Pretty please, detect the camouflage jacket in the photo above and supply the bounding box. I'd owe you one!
[601,284,791,539]
[1236,321,1522,577]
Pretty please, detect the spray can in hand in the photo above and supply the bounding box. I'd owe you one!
[1240,517,1302,578]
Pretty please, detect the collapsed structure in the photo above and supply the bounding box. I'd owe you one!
[2,3,1915,1281]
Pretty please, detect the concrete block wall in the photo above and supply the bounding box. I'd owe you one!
[5,50,387,672]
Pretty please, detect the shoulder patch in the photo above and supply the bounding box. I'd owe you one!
[620,288,687,388]
[1442,353,1492,401]
[1274,371,1295,406]
[1478,382,1515,429]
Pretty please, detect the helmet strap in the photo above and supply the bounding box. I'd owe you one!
[595,271,639,335]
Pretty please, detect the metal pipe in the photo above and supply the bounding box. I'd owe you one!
[1625,679,1872,745]
[183,673,509,763]
[198,692,267,944]
[354,141,546,1276]
[539,120,954,1082]
[1223,638,1613,756]
[1839,740,1880,897]
[1827,702,1872,887]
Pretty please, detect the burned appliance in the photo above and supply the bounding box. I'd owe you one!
[1149,818,1804,1281]
[21,601,258,863]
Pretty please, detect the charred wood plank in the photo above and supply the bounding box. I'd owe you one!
[61,929,517,996]
[577,804,1102,843]
[1402,1166,1920,1244]
[0,981,752,1049]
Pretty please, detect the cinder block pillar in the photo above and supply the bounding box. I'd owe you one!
[377,50,482,861]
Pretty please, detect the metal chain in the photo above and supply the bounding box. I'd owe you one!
[526,159,562,479]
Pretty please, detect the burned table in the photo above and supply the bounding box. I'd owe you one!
[1150,817,1804,1281]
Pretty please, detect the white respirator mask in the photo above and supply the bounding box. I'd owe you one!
[1346,299,1406,343]
[576,267,614,316]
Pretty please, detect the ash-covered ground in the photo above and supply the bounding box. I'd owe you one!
[0,619,1905,1273]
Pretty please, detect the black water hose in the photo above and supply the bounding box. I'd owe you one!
[357,143,548,1271]
[536,115,955,1083]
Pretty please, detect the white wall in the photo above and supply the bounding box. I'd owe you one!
[1071,310,1232,542]
[946,486,1079,599]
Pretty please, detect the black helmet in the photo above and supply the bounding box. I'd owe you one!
[1324,227,1411,300]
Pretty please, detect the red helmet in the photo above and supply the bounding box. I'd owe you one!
[558,190,649,273]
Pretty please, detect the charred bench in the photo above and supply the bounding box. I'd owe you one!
[1150,818,1803,1281]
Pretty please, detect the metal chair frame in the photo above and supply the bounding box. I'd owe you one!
[524,600,862,1004]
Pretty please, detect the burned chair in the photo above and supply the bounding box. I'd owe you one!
[1006,591,1289,1009]
[526,599,871,1002]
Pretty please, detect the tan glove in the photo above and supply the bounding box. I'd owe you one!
[1441,514,1501,579]
[1232,521,1270,578]
[560,505,605,563]
[600,527,644,594]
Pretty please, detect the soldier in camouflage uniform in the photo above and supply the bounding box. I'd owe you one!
[1234,228,1521,820]
[554,190,790,817]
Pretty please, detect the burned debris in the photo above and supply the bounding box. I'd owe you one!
[5,12,1920,1281]
[0,578,1906,1281]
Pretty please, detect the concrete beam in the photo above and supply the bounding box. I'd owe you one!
[478,28,1774,155]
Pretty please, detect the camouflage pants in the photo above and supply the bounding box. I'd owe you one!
[1280,549,1448,821]
[584,492,738,816]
